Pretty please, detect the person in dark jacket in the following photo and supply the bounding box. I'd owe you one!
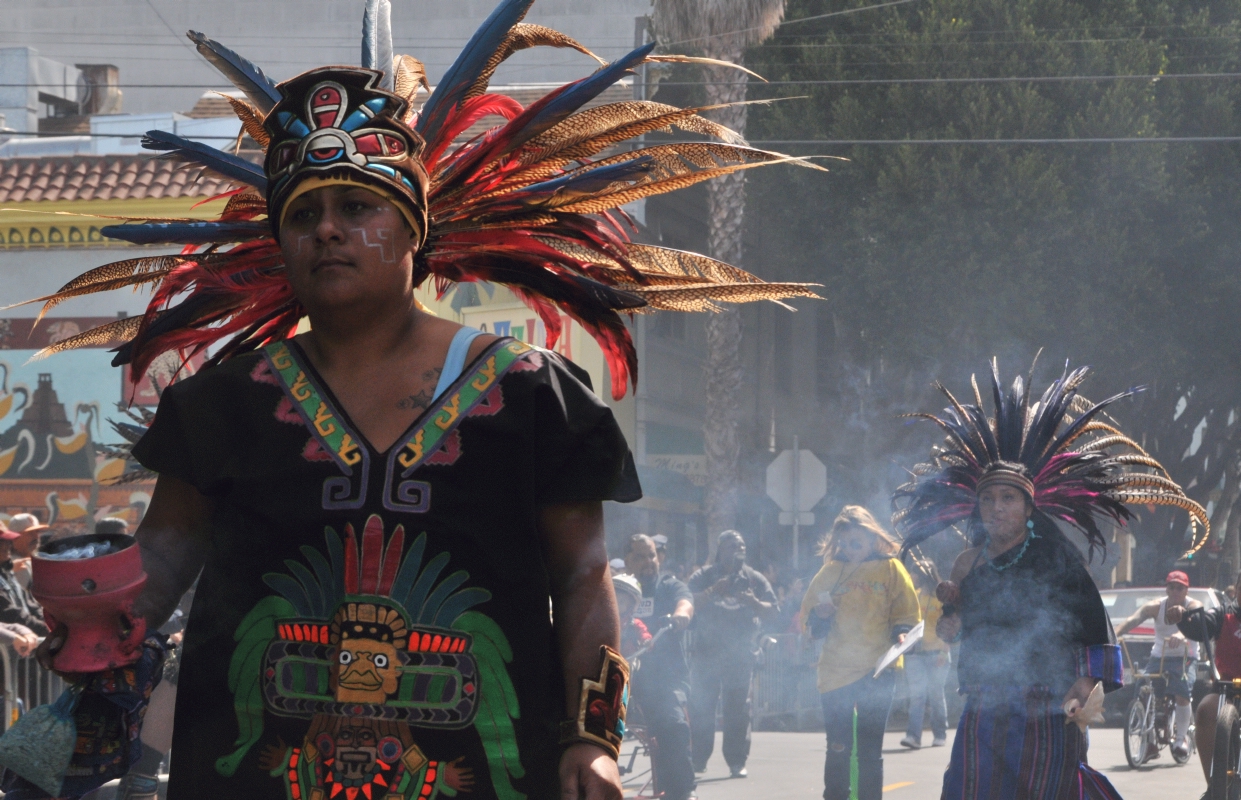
[687,530,777,777]
[625,534,695,800]
[1171,570,1241,783]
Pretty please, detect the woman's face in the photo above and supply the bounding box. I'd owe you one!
[280,184,418,314]
[835,526,874,563]
[978,483,1031,541]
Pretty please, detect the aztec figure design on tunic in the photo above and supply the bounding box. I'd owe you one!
[220,514,522,800]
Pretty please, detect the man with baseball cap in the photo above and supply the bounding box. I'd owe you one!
[0,521,47,637]
[1115,570,1201,759]
[5,513,48,590]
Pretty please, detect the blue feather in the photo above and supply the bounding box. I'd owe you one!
[388,531,427,607]
[142,130,267,192]
[513,156,654,200]
[442,42,656,182]
[325,527,346,603]
[101,221,268,245]
[300,545,339,612]
[362,0,394,92]
[433,587,491,627]
[263,573,312,616]
[285,559,325,618]
[401,552,450,616]
[417,570,469,624]
[510,43,654,148]
[186,31,282,113]
[416,0,535,137]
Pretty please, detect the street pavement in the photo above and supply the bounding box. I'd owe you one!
[621,729,1209,799]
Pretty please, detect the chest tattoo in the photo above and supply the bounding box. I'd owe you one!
[396,367,442,411]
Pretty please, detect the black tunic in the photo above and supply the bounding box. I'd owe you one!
[132,338,640,800]
[956,530,1116,698]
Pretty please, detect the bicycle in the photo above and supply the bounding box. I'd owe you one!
[1207,678,1241,800]
[1119,637,1195,768]
[618,615,673,800]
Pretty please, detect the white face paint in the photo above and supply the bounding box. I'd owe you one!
[289,234,313,257]
[351,227,399,263]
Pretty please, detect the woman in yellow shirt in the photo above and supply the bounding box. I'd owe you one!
[900,559,951,749]
[800,506,920,800]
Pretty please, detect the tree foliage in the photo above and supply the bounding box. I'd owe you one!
[741,0,1241,579]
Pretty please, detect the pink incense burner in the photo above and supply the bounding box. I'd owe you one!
[31,533,148,673]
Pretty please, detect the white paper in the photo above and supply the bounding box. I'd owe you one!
[873,620,925,678]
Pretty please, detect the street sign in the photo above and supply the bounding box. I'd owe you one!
[766,447,827,513]
[766,439,827,570]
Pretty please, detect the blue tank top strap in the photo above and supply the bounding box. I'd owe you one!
[433,326,486,402]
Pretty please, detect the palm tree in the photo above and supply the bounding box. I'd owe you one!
[651,0,786,541]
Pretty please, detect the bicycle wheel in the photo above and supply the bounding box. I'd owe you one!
[1125,692,1150,768]
[1209,701,1241,800]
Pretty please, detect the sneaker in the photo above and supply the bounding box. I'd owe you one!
[932,737,947,747]
[730,766,748,778]
[693,763,708,774]
[1172,743,1189,760]
[899,735,921,749]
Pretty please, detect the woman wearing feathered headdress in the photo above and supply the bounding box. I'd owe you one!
[892,360,1208,800]
[20,1,819,798]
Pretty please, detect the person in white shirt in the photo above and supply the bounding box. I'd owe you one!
[1114,570,1202,760]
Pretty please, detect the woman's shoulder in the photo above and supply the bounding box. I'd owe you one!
[951,547,984,582]
[162,351,272,403]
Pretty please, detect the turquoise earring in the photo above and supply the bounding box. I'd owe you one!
[1026,520,1034,530]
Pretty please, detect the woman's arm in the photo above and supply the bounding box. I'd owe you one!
[38,474,213,670]
[538,500,622,800]
[133,474,215,630]
[889,561,922,642]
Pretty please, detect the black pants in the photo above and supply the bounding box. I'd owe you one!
[689,651,754,770]
[820,671,895,800]
[634,683,695,800]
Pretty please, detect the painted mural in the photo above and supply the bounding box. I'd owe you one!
[0,316,167,531]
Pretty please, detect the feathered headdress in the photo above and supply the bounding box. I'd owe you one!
[892,359,1209,559]
[15,0,820,400]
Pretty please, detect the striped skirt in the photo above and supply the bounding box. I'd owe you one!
[941,686,1123,800]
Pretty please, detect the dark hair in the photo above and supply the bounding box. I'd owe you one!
[95,517,130,536]
[627,534,654,555]
[907,558,942,589]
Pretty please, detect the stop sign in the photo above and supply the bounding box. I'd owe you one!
[766,448,827,514]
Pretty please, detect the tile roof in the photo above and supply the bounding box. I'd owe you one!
[0,155,238,203]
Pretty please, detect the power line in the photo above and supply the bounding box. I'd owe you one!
[662,0,925,47]
[752,136,1241,145]
[5,133,1241,146]
[647,71,1241,87]
[6,70,1241,91]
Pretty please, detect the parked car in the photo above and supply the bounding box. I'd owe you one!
[1100,586,1225,725]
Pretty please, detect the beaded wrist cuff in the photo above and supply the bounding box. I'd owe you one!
[559,645,630,760]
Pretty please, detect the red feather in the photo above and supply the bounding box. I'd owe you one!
[378,524,405,597]
[423,93,525,168]
[343,523,359,595]
[359,513,384,594]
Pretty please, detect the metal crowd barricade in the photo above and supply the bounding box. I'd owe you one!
[0,642,66,732]
[753,632,821,730]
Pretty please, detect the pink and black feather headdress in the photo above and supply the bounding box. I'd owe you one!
[893,359,1209,559]
[15,0,820,400]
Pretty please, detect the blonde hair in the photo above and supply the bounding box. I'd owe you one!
[817,505,900,562]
